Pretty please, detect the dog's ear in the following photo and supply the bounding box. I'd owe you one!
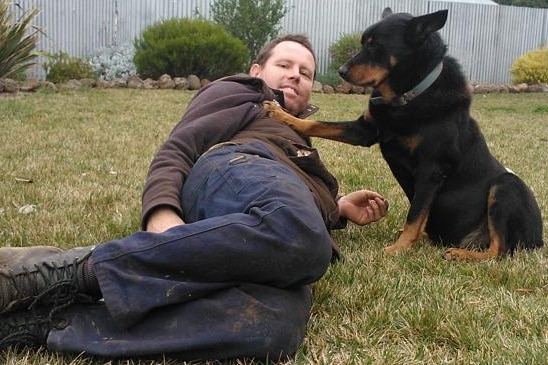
[406,10,448,45]
[382,7,392,18]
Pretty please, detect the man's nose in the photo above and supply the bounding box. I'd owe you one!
[287,66,301,80]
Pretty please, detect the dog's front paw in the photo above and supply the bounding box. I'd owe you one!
[384,242,410,255]
[384,235,416,255]
[263,100,290,121]
[263,100,281,114]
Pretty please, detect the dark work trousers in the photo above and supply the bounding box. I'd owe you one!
[47,141,334,361]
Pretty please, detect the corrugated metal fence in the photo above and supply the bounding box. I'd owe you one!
[11,0,548,83]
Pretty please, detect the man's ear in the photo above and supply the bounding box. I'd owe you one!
[249,64,261,77]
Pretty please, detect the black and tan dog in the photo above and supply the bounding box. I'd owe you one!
[264,8,543,261]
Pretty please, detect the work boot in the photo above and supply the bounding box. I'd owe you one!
[0,246,99,314]
[0,306,66,350]
[0,245,63,268]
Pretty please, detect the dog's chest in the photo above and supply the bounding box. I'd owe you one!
[398,135,423,153]
[380,133,423,155]
[377,133,427,178]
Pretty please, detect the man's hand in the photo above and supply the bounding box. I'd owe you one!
[146,207,185,233]
[338,190,388,226]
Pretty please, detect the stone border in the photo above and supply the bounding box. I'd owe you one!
[1,74,547,94]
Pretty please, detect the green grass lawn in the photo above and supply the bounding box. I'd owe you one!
[0,89,547,365]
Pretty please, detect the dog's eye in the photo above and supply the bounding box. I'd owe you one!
[366,37,377,48]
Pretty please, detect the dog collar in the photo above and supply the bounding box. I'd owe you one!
[371,62,443,107]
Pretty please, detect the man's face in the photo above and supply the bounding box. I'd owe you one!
[250,41,315,116]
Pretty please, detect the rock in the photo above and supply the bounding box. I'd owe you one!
[508,85,521,93]
[351,85,365,94]
[143,78,158,89]
[335,81,352,94]
[95,79,110,88]
[497,84,509,93]
[322,84,335,94]
[80,78,96,88]
[173,77,188,90]
[312,80,323,93]
[111,78,127,88]
[0,78,18,93]
[39,81,56,90]
[127,75,143,89]
[515,83,528,92]
[527,83,547,92]
[19,79,41,92]
[59,79,83,89]
[187,74,201,90]
[474,83,496,94]
[158,74,175,89]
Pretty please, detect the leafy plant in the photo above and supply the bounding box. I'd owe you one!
[43,51,96,83]
[211,0,288,65]
[133,18,247,80]
[0,0,40,79]
[89,43,136,81]
[328,32,361,71]
[510,47,548,84]
[316,70,343,86]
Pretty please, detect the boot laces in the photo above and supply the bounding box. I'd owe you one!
[0,307,67,349]
[7,258,83,311]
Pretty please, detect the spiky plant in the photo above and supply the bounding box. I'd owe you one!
[0,0,40,79]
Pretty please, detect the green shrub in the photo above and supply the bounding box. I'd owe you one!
[43,51,96,83]
[510,47,548,84]
[316,70,342,86]
[328,32,361,71]
[0,0,40,79]
[211,0,288,65]
[133,18,248,80]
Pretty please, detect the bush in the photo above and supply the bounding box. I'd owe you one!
[316,70,342,86]
[133,18,248,80]
[0,0,40,79]
[510,47,548,84]
[43,51,96,83]
[211,0,288,65]
[328,32,361,71]
[89,43,136,81]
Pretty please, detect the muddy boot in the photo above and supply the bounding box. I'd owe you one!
[0,246,99,314]
[0,305,63,350]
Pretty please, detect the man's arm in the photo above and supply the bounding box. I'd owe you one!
[145,206,185,233]
[141,77,272,230]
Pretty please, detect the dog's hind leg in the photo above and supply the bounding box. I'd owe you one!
[443,173,543,261]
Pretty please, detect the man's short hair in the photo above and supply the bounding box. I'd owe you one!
[253,34,317,70]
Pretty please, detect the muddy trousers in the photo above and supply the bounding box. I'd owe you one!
[46,141,334,361]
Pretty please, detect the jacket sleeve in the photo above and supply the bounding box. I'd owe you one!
[141,77,270,229]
